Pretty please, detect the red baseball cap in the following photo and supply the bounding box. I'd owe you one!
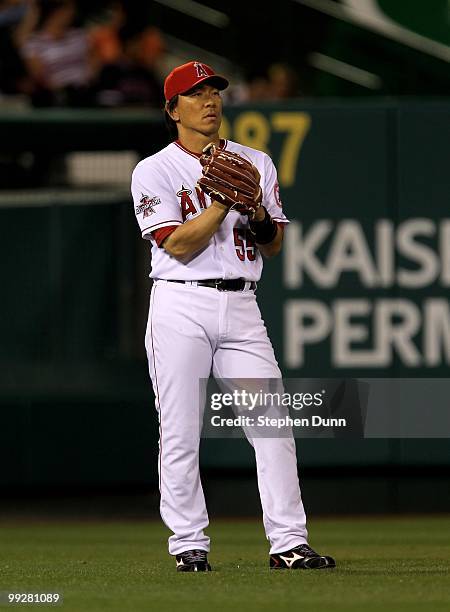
[164,61,229,102]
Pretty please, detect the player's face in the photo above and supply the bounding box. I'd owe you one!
[172,84,223,137]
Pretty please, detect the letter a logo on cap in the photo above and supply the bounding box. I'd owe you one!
[194,62,209,77]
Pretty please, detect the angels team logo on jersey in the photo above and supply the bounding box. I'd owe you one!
[177,185,197,221]
[194,62,209,77]
[135,194,160,218]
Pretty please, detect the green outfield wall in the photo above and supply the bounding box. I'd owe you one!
[0,101,449,487]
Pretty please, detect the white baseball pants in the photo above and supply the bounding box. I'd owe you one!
[145,280,308,555]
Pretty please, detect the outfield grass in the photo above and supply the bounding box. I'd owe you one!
[0,516,449,611]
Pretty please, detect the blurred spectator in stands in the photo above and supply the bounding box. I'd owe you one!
[21,0,97,106]
[90,1,165,107]
[267,62,300,99]
[0,0,38,97]
[89,0,125,66]
[225,67,271,104]
[231,63,301,104]
[246,72,271,101]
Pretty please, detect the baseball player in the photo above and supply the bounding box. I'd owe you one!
[131,61,335,572]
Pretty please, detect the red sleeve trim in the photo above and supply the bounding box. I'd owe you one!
[152,225,178,247]
[275,222,285,233]
[141,219,182,235]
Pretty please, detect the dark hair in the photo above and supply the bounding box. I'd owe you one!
[164,95,179,142]
[38,0,75,28]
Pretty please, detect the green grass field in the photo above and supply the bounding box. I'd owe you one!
[0,516,449,611]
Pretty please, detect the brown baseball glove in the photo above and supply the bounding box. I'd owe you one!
[197,143,262,218]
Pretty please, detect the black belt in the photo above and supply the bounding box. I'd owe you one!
[165,278,256,291]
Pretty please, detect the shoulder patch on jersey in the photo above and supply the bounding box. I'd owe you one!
[135,194,161,218]
[274,181,282,208]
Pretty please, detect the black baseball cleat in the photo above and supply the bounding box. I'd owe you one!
[175,549,212,572]
[270,544,336,570]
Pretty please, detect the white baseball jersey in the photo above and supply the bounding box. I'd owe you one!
[131,139,289,281]
[133,138,308,557]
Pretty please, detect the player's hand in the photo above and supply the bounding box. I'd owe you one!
[252,205,266,222]
[210,199,230,213]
